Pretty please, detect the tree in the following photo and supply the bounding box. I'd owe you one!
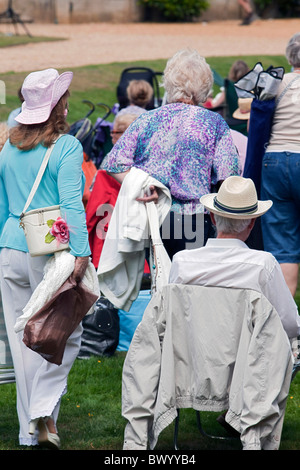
[139,0,209,22]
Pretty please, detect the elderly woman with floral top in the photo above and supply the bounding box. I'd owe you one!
[103,49,240,258]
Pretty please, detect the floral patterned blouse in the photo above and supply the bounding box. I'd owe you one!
[103,102,240,214]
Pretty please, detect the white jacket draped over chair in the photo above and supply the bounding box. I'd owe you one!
[122,284,293,450]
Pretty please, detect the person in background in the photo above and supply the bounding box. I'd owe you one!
[169,175,300,441]
[102,49,240,259]
[229,59,250,83]
[110,113,137,146]
[238,0,257,25]
[230,128,248,175]
[230,97,252,174]
[117,79,153,117]
[0,68,91,449]
[7,87,24,128]
[261,32,300,297]
[86,113,138,268]
[0,122,9,151]
[170,175,300,341]
[211,59,249,109]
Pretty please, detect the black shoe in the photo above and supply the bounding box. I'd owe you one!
[240,12,257,25]
[216,412,240,438]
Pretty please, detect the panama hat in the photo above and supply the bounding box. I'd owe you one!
[15,68,73,125]
[200,176,272,219]
[232,97,253,120]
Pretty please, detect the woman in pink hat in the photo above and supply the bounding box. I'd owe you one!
[0,69,91,449]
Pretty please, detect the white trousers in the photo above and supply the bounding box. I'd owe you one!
[0,248,82,446]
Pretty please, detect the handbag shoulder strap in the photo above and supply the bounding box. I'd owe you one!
[20,137,61,217]
[146,201,161,245]
[276,75,300,105]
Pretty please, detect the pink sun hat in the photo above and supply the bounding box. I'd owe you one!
[15,68,73,125]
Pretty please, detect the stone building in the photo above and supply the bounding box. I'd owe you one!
[0,0,241,23]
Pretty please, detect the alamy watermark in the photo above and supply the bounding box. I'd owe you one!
[94,198,205,250]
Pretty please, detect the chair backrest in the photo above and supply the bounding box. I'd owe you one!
[224,78,238,118]
[224,79,248,135]
[212,68,224,88]
[122,284,293,450]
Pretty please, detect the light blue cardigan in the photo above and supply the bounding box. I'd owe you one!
[0,134,91,258]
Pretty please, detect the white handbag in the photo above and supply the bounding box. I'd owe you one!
[19,139,70,257]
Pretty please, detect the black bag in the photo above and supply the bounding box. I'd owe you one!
[78,296,120,358]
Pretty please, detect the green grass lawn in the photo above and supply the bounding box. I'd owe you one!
[0,54,299,451]
[60,355,300,451]
[0,54,291,126]
[0,354,298,451]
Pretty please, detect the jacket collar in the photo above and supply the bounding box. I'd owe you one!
[206,238,249,249]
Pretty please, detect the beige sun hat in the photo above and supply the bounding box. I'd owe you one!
[200,176,272,219]
[232,97,253,120]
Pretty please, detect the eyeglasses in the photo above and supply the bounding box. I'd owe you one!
[110,131,123,135]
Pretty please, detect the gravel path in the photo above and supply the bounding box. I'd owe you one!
[0,18,299,73]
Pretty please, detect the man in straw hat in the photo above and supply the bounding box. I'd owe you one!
[169,175,300,437]
[169,176,300,341]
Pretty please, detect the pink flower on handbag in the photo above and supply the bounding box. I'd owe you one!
[45,217,70,245]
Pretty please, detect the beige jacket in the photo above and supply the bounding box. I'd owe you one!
[122,284,293,450]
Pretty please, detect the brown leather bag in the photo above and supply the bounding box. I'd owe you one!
[23,277,98,365]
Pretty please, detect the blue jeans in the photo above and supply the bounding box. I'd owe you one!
[261,151,300,263]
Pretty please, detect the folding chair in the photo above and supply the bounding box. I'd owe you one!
[173,409,237,450]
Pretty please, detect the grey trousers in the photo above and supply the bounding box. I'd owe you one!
[0,248,82,446]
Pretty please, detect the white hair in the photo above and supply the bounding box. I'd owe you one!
[213,214,252,234]
[286,32,300,67]
[113,113,137,132]
[163,49,213,105]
